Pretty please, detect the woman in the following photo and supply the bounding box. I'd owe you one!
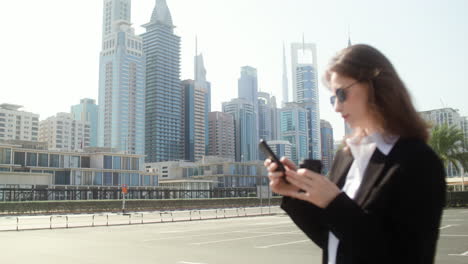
[265,44,446,264]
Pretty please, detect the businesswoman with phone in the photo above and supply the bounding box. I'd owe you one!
[264,44,446,264]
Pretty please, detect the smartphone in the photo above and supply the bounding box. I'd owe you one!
[259,139,285,172]
[299,159,322,174]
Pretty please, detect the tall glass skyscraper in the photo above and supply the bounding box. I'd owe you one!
[222,98,257,162]
[238,66,259,159]
[98,0,145,155]
[182,79,206,162]
[194,53,211,155]
[279,102,309,165]
[71,98,99,147]
[291,42,321,160]
[142,0,182,162]
[320,119,334,175]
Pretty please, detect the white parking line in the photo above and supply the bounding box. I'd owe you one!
[256,239,310,249]
[191,231,298,245]
[440,235,468,237]
[178,261,208,264]
[448,250,468,256]
[440,225,458,230]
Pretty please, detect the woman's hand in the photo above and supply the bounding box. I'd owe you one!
[264,157,300,196]
[285,168,341,209]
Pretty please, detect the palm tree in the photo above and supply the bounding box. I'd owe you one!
[428,124,468,191]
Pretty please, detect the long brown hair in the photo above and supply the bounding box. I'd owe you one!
[324,44,429,142]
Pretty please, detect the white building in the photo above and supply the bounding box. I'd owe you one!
[39,113,90,151]
[0,104,39,142]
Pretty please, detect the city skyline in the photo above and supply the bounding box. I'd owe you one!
[2,0,468,140]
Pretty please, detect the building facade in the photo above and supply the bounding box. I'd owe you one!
[98,0,145,155]
[320,119,334,175]
[39,113,90,151]
[182,80,206,162]
[71,98,98,147]
[222,98,257,162]
[207,112,235,160]
[194,53,211,154]
[0,141,157,201]
[142,0,183,162]
[0,104,39,142]
[291,42,321,160]
[279,102,309,164]
[268,140,292,161]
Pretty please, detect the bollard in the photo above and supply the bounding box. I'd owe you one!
[50,216,53,229]
[92,215,95,227]
[106,214,109,226]
[16,217,19,231]
[128,214,131,225]
[66,216,69,229]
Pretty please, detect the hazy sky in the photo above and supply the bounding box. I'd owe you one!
[1,0,467,140]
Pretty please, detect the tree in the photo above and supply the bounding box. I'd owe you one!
[428,124,468,191]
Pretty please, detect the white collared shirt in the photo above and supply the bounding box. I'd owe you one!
[327,133,398,264]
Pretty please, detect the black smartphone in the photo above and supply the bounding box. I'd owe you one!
[259,139,285,172]
[299,159,322,174]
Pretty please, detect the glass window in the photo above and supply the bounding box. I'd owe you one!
[74,170,82,185]
[143,175,150,186]
[112,172,119,186]
[131,173,139,186]
[26,152,37,166]
[38,153,48,167]
[121,157,128,170]
[103,172,112,186]
[103,155,112,169]
[82,171,92,185]
[55,171,70,185]
[131,158,139,170]
[93,172,102,185]
[14,152,25,166]
[70,156,80,168]
[0,148,11,164]
[113,156,121,169]
[81,156,90,168]
[49,154,60,167]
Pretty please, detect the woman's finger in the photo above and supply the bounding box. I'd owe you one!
[264,159,272,167]
[280,157,297,170]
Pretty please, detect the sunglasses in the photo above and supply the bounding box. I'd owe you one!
[330,81,360,106]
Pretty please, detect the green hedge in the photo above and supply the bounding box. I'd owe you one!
[0,197,282,215]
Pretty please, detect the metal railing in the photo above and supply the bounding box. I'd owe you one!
[0,206,283,232]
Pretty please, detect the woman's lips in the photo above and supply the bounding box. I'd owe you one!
[342,114,349,120]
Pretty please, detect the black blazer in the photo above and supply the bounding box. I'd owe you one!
[281,137,446,264]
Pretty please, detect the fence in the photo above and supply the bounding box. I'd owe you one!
[0,206,284,231]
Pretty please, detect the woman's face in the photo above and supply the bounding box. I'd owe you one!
[329,72,374,130]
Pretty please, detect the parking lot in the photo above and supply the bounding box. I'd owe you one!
[0,208,466,264]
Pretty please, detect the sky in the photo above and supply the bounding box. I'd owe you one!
[1,0,467,140]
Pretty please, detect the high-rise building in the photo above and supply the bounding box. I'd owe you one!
[194,51,211,154]
[420,107,464,177]
[222,98,257,162]
[142,0,182,162]
[0,104,39,142]
[238,66,259,158]
[279,102,309,165]
[182,80,206,162]
[320,119,334,175]
[291,42,321,160]
[207,112,235,160]
[258,92,273,142]
[71,98,98,147]
[282,43,289,107]
[270,96,279,140]
[39,113,90,151]
[98,0,145,155]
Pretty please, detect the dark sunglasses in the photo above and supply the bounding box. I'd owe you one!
[330,81,360,106]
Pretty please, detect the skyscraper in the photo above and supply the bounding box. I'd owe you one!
[238,66,259,159]
[282,43,289,107]
[207,111,235,160]
[182,79,206,162]
[270,96,279,140]
[71,98,98,147]
[320,119,334,175]
[258,92,273,142]
[279,102,309,165]
[291,42,321,160]
[222,98,257,162]
[194,50,211,155]
[142,0,182,162]
[98,0,145,155]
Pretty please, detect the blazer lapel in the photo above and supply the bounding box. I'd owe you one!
[354,148,387,206]
[330,150,354,189]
